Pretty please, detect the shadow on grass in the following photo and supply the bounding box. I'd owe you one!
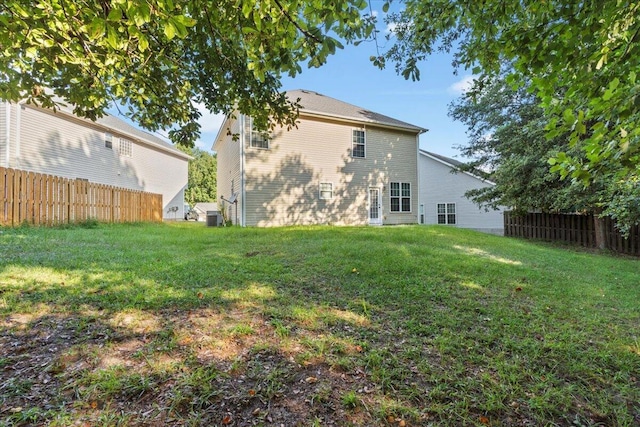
[0,223,638,426]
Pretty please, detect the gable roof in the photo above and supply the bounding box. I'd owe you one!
[421,150,465,168]
[287,90,427,134]
[419,149,496,185]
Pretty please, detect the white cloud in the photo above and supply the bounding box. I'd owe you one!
[194,102,225,133]
[385,22,399,35]
[448,75,476,95]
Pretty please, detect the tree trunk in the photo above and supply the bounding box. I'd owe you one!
[593,212,607,250]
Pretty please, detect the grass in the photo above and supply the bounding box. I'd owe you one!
[0,222,638,426]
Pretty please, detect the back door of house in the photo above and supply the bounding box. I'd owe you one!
[368,188,382,225]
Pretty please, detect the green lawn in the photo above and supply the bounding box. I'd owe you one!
[0,223,638,426]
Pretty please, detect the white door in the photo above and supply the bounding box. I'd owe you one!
[368,188,382,225]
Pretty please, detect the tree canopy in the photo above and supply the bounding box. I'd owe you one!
[449,74,601,217]
[180,147,217,206]
[1,0,375,146]
[384,0,639,196]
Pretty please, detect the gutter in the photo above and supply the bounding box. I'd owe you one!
[300,110,427,135]
[419,149,496,185]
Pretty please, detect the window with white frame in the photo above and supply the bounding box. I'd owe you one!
[437,203,456,224]
[249,117,269,149]
[105,132,113,149]
[118,138,132,157]
[390,182,411,212]
[352,129,365,158]
[319,182,333,200]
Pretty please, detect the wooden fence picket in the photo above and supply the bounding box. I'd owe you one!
[0,166,162,226]
[504,211,640,256]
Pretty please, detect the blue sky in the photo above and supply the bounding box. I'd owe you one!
[195,47,473,159]
[113,4,475,160]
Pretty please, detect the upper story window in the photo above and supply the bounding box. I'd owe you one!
[249,117,269,149]
[352,129,365,158]
[118,138,132,157]
[390,182,411,212]
[105,132,113,149]
[437,203,456,224]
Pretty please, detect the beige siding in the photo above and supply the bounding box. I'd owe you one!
[244,115,419,226]
[215,117,242,225]
[4,103,188,219]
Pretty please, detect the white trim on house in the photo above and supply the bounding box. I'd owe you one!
[436,202,457,225]
[301,111,426,134]
[4,101,10,167]
[240,115,247,227]
[351,128,366,159]
[389,181,412,213]
[319,182,334,200]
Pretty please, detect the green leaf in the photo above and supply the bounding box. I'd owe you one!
[107,7,122,22]
[106,26,118,48]
[164,21,176,40]
[609,77,620,91]
[138,34,149,52]
[562,108,574,124]
[87,18,105,40]
[382,2,390,13]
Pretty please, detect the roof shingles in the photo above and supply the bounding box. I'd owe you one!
[286,89,426,133]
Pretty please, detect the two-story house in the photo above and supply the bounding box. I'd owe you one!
[213,90,426,227]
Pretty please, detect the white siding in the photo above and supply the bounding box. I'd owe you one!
[3,103,188,219]
[243,115,419,226]
[419,153,504,234]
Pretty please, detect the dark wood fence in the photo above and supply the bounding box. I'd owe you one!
[0,167,163,226]
[504,211,640,256]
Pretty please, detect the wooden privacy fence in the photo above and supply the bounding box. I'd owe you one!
[0,167,163,226]
[504,211,640,256]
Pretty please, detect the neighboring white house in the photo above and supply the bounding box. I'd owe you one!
[0,100,190,220]
[213,89,426,227]
[419,150,504,235]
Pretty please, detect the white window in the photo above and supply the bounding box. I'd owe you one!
[118,138,132,157]
[437,203,456,224]
[319,182,333,200]
[390,182,411,212]
[105,132,113,149]
[352,129,365,158]
[249,117,269,149]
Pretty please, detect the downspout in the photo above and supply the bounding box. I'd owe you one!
[415,132,420,224]
[4,101,10,168]
[240,115,246,227]
[14,99,28,168]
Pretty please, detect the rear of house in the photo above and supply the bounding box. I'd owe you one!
[419,150,504,235]
[1,100,190,220]
[214,90,425,227]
